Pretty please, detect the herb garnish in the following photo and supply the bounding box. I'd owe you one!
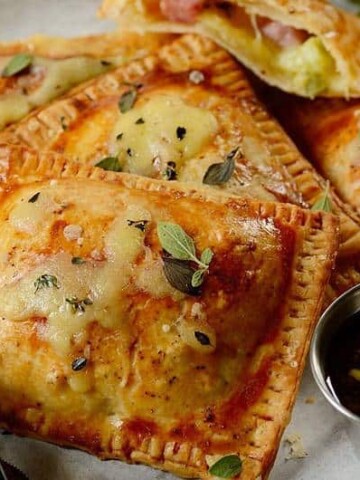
[157,222,213,293]
[100,60,112,67]
[72,357,88,371]
[195,331,211,346]
[208,455,243,478]
[116,133,123,140]
[135,117,145,125]
[311,182,332,213]
[162,257,199,295]
[66,296,93,314]
[71,257,86,265]
[203,147,241,185]
[95,157,122,172]
[127,148,133,157]
[127,219,148,232]
[2,53,33,77]
[60,116,68,131]
[28,192,40,203]
[176,126,187,141]
[34,274,60,293]
[163,161,177,181]
[119,88,137,113]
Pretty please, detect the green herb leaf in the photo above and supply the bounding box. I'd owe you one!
[203,147,240,186]
[95,157,122,172]
[157,222,196,261]
[311,182,332,213]
[209,455,243,478]
[28,192,40,203]
[66,296,93,314]
[135,117,145,125]
[200,248,213,266]
[116,132,123,140]
[127,219,148,232]
[194,330,211,346]
[72,357,87,371]
[119,89,137,113]
[34,274,60,293]
[176,126,187,140]
[163,161,177,181]
[60,116,68,131]
[71,257,86,265]
[162,257,200,296]
[191,269,205,288]
[2,53,33,77]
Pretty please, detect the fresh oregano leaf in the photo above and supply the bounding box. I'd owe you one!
[157,222,196,261]
[34,274,60,293]
[203,147,240,186]
[200,248,213,266]
[119,88,137,113]
[71,257,86,265]
[194,331,211,346]
[191,269,205,288]
[311,182,332,213]
[162,257,200,295]
[2,53,33,77]
[209,455,243,478]
[95,157,122,172]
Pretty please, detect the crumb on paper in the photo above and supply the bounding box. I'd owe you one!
[284,433,308,460]
[305,396,316,405]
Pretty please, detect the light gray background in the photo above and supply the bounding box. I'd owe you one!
[0,0,359,478]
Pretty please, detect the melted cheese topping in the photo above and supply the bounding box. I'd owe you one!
[0,178,292,422]
[1,185,180,354]
[109,93,218,176]
[0,56,115,129]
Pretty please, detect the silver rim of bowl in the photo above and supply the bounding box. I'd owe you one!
[310,283,360,423]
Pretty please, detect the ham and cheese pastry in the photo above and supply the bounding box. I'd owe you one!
[99,0,360,98]
[0,34,358,261]
[0,145,338,480]
[0,32,171,130]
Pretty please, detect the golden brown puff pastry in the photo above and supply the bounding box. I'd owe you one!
[0,34,358,258]
[0,144,338,480]
[273,96,360,212]
[99,0,360,98]
[0,31,171,130]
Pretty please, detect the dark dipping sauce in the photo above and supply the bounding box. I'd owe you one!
[325,311,360,415]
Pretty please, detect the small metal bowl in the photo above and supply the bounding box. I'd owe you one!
[310,283,360,423]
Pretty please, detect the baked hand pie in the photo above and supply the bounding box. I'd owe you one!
[0,34,358,259]
[0,31,171,130]
[99,0,360,98]
[0,144,338,480]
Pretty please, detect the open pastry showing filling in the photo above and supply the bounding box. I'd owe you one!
[0,144,338,480]
[0,32,170,130]
[99,0,360,98]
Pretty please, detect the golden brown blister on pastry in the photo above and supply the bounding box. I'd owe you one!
[0,31,172,130]
[0,145,338,480]
[99,0,360,98]
[0,34,358,258]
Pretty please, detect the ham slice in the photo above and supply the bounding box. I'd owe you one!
[258,18,309,48]
[160,0,308,48]
[160,0,206,23]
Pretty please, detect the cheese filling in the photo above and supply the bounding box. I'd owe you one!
[198,8,344,96]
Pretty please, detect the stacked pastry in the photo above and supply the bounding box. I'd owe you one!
[0,1,358,479]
